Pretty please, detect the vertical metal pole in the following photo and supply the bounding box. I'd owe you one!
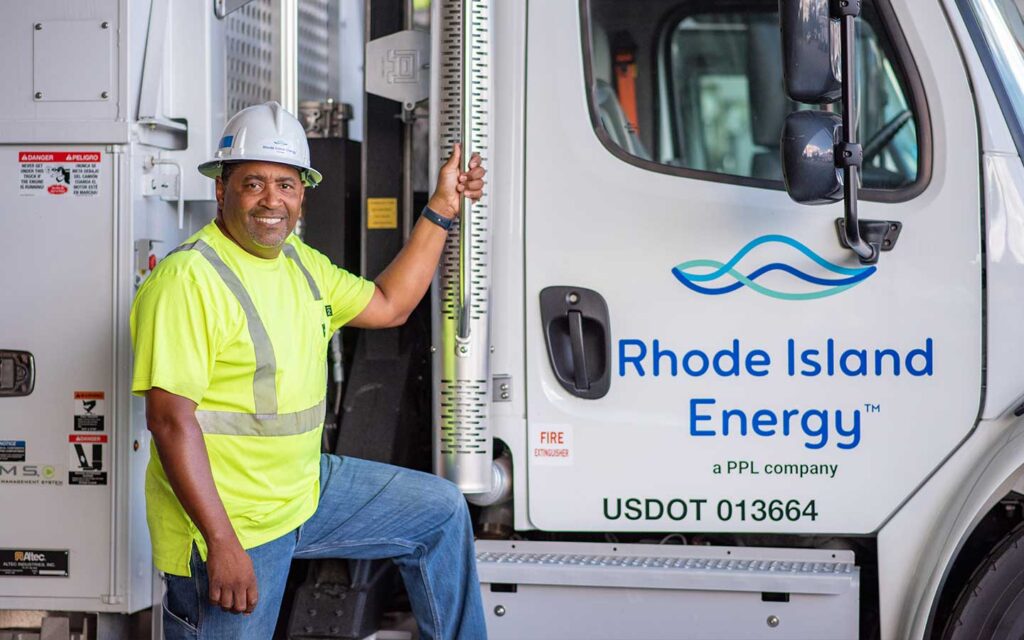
[327,0,342,105]
[402,0,415,243]
[839,12,874,262]
[457,0,474,342]
[362,0,404,279]
[433,0,492,493]
[402,125,414,242]
[105,147,123,606]
[278,0,299,115]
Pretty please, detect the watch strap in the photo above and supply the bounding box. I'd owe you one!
[421,206,455,231]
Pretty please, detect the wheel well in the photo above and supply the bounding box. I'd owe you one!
[927,491,1024,638]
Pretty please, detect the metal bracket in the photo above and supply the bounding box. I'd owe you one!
[830,0,862,17]
[834,142,863,169]
[365,29,431,111]
[136,118,188,150]
[141,167,179,198]
[835,219,902,264]
[493,375,512,402]
[213,0,259,19]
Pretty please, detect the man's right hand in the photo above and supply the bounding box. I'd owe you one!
[207,539,258,615]
[145,387,260,615]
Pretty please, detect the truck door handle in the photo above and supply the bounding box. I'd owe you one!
[540,287,611,399]
[568,311,590,391]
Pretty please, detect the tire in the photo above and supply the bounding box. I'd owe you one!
[942,521,1024,639]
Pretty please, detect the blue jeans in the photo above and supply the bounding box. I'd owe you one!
[162,454,487,640]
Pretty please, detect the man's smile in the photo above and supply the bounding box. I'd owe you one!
[251,215,286,227]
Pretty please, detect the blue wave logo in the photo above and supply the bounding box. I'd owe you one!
[671,235,875,300]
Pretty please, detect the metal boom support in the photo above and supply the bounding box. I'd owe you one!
[433,0,493,492]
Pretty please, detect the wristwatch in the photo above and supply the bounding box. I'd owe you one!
[422,205,455,230]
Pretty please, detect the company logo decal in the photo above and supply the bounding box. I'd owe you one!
[671,235,875,300]
[263,140,298,156]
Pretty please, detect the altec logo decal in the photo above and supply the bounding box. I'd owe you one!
[671,235,876,300]
[14,551,45,562]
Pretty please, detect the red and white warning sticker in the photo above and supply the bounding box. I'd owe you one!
[68,434,108,486]
[19,151,101,197]
[73,391,105,431]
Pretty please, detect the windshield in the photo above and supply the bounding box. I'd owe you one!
[962,0,1024,153]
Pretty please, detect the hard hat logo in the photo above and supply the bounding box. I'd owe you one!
[199,101,322,187]
[263,140,298,157]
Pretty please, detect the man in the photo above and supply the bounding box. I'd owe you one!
[130,102,487,639]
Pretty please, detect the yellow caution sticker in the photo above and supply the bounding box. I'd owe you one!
[367,197,399,229]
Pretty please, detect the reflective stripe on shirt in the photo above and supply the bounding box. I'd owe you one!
[196,398,326,436]
[170,237,324,434]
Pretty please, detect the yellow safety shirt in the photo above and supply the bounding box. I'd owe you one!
[130,220,375,576]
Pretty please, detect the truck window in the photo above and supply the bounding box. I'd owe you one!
[583,0,922,193]
[958,0,1024,158]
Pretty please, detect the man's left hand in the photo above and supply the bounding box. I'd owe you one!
[428,143,486,219]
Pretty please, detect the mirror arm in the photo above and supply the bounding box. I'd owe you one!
[836,4,878,264]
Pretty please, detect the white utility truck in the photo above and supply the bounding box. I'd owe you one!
[3,0,1024,638]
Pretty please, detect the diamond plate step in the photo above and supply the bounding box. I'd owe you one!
[476,540,859,640]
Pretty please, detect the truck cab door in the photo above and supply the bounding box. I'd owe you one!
[523,0,981,535]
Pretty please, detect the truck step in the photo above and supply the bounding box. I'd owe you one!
[476,540,858,640]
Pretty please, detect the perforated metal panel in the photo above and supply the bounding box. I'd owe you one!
[477,551,857,579]
[225,0,276,116]
[439,379,489,453]
[434,0,493,492]
[298,0,330,102]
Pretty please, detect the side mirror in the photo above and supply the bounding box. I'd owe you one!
[779,0,842,104]
[777,0,899,265]
[781,110,843,204]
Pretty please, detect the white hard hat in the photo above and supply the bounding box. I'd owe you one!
[198,101,322,187]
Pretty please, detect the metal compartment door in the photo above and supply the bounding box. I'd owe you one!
[0,147,117,605]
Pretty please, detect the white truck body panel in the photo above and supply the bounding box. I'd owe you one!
[882,154,1024,636]
[475,0,1024,636]
[520,0,982,535]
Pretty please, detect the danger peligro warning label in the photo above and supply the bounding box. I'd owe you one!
[19,151,101,197]
[68,434,107,485]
